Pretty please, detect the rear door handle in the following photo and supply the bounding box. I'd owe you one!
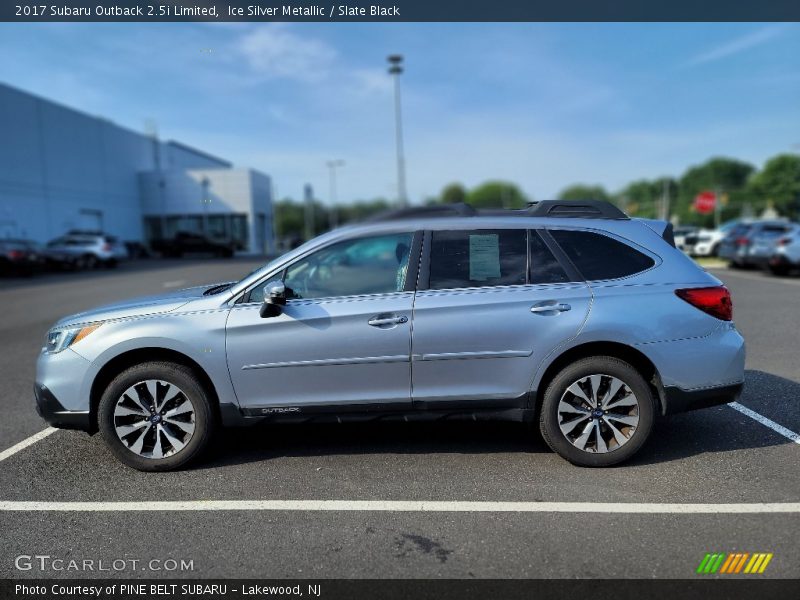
[530,302,571,314]
[368,315,408,327]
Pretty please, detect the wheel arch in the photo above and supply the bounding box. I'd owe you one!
[533,341,666,417]
[89,347,221,433]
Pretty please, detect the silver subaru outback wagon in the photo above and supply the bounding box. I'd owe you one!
[35,200,745,471]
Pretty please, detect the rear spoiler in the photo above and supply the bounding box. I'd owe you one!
[638,219,675,247]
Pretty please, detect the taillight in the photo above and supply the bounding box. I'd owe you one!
[675,286,733,321]
[735,237,750,246]
[777,237,792,246]
[7,250,24,260]
[102,243,111,252]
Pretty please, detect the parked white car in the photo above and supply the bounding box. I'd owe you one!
[46,232,129,269]
[681,220,744,258]
[673,226,699,251]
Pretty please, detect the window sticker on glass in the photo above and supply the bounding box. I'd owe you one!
[469,234,501,281]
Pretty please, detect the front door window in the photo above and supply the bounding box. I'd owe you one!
[283,233,414,300]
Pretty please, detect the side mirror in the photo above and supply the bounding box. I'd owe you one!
[259,281,287,318]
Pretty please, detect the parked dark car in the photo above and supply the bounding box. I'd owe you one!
[124,241,151,259]
[717,220,795,268]
[151,232,235,258]
[0,239,45,276]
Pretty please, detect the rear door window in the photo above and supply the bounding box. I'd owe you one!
[758,225,792,237]
[428,229,527,289]
[549,230,655,281]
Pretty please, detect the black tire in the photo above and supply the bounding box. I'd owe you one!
[539,356,656,467]
[769,265,789,276]
[105,259,118,269]
[79,254,98,270]
[98,361,216,471]
[710,243,720,257]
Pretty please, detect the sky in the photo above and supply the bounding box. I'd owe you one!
[0,22,798,205]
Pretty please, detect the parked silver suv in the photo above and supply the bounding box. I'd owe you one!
[46,231,129,269]
[35,201,745,470]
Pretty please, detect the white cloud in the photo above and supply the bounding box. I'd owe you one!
[685,24,790,67]
[236,25,337,82]
[349,68,393,95]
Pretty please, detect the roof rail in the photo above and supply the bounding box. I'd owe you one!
[366,202,477,222]
[527,200,629,220]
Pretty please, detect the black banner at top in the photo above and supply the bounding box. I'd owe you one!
[3,0,800,22]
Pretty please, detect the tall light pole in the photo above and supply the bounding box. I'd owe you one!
[387,54,408,207]
[326,159,345,229]
[200,176,210,235]
[303,183,315,241]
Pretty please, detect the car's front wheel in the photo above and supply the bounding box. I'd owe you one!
[98,362,216,471]
[539,356,656,467]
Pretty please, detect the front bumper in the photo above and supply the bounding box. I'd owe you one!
[35,346,95,432]
[34,383,92,431]
[662,382,744,415]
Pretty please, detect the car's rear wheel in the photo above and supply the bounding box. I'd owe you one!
[98,362,216,471]
[539,356,656,467]
[769,264,789,276]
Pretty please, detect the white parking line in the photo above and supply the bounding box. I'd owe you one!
[1,500,799,513]
[729,402,800,444]
[0,427,57,463]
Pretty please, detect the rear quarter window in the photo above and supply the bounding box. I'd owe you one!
[549,229,655,281]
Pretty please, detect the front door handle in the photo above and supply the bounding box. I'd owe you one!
[530,302,571,314]
[368,315,408,327]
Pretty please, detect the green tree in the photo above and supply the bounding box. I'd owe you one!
[338,198,392,223]
[746,154,800,217]
[440,182,468,204]
[616,178,678,218]
[274,199,329,241]
[558,184,611,203]
[677,157,755,226]
[466,181,528,208]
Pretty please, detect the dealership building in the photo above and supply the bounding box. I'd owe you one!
[0,82,275,254]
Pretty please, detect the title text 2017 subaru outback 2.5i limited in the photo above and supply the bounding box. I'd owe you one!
[35,200,745,471]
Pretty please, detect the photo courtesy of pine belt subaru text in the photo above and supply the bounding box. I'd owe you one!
[35,200,745,471]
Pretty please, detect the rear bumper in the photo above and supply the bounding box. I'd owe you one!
[769,254,798,267]
[663,382,743,415]
[34,383,92,432]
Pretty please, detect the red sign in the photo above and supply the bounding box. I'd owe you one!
[694,191,716,214]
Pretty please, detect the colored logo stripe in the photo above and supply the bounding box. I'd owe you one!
[698,552,773,574]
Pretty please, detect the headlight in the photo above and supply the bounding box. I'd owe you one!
[44,323,102,354]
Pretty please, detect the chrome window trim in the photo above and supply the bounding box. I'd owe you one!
[231,289,415,309]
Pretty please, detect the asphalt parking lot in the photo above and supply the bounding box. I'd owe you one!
[0,259,798,579]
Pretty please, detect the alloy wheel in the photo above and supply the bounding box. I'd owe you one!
[557,374,640,454]
[113,379,196,459]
